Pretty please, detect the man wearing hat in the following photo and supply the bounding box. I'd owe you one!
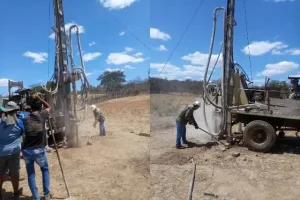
[91,104,106,136]
[0,101,24,199]
[175,101,200,149]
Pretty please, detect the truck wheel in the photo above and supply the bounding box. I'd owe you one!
[243,120,276,152]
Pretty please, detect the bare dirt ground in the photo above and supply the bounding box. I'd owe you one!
[150,94,300,200]
[3,95,150,200]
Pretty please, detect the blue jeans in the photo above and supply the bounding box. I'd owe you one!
[22,148,50,200]
[100,120,106,136]
[176,121,187,146]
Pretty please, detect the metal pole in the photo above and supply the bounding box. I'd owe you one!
[223,0,235,139]
[68,25,79,146]
[53,0,75,147]
[48,119,71,197]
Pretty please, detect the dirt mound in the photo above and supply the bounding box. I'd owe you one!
[151,150,191,165]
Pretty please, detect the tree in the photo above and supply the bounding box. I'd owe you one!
[97,70,126,92]
[267,80,289,92]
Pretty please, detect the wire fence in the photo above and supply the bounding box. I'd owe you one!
[88,87,149,105]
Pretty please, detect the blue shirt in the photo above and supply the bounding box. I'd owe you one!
[18,111,28,119]
[0,118,24,156]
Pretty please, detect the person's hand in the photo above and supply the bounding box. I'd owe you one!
[32,93,40,99]
[195,125,199,129]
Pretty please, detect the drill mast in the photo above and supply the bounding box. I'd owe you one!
[47,0,89,147]
[222,0,235,138]
[53,0,74,145]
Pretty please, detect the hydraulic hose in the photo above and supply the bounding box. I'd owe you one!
[202,7,226,137]
[68,25,90,124]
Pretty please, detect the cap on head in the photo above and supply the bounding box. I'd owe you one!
[2,101,19,112]
[91,105,97,110]
[193,101,201,107]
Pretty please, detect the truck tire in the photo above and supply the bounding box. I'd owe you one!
[243,120,276,152]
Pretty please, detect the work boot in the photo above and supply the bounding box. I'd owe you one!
[183,140,191,145]
[43,192,54,200]
[182,143,189,148]
[176,145,184,149]
[13,188,23,200]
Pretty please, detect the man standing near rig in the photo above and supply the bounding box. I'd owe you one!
[91,105,106,136]
[175,101,200,149]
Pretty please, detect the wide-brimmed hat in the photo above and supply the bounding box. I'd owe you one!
[2,101,19,112]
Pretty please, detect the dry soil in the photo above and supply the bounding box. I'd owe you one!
[2,95,150,200]
[150,94,300,200]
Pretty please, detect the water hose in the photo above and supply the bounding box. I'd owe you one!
[202,7,226,136]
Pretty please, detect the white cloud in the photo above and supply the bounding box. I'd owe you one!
[85,72,93,76]
[273,48,300,55]
[119,31,125,36]
[49,22,85,39]
[150,63,207,80]
[156,45,167,51]
[106,51,145,65]
[89,41,96,47]
[265,0,297,2]
[257,61,299,77]
[181,51,223,67]
[23,51,48,63]
[150,28,171,41]
[134,52,143,57]
[287,48,300,55]
[105,68,124,72]
[125,47,134,52]
[242,41,288,56]
[0,79,9,87]
[124,65,136,69]
[82,52,102,62]
[98,0,138,10]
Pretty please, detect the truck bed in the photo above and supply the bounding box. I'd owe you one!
[231,98,300,121]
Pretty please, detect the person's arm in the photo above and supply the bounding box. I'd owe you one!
[17,119,25,136]
[191,113,199,129]
[185,109,199,128]
[93,110,99,127]
[33,94,51,113]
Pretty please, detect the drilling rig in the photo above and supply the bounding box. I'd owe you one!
[202,0,300,152]
[40,0,89,148]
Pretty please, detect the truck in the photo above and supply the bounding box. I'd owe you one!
[202,0,300,153]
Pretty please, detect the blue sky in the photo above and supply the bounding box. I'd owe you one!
[150,0,300,85]
[0,0,150,95]
[1,0,299,95]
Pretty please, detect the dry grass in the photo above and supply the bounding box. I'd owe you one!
[150,94,195,131]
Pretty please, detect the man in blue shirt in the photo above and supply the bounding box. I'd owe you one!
[0,101,24,199]
[19,103,32,118]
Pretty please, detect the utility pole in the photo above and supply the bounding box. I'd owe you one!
[53,0,76,147]
[222,0,235,141]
